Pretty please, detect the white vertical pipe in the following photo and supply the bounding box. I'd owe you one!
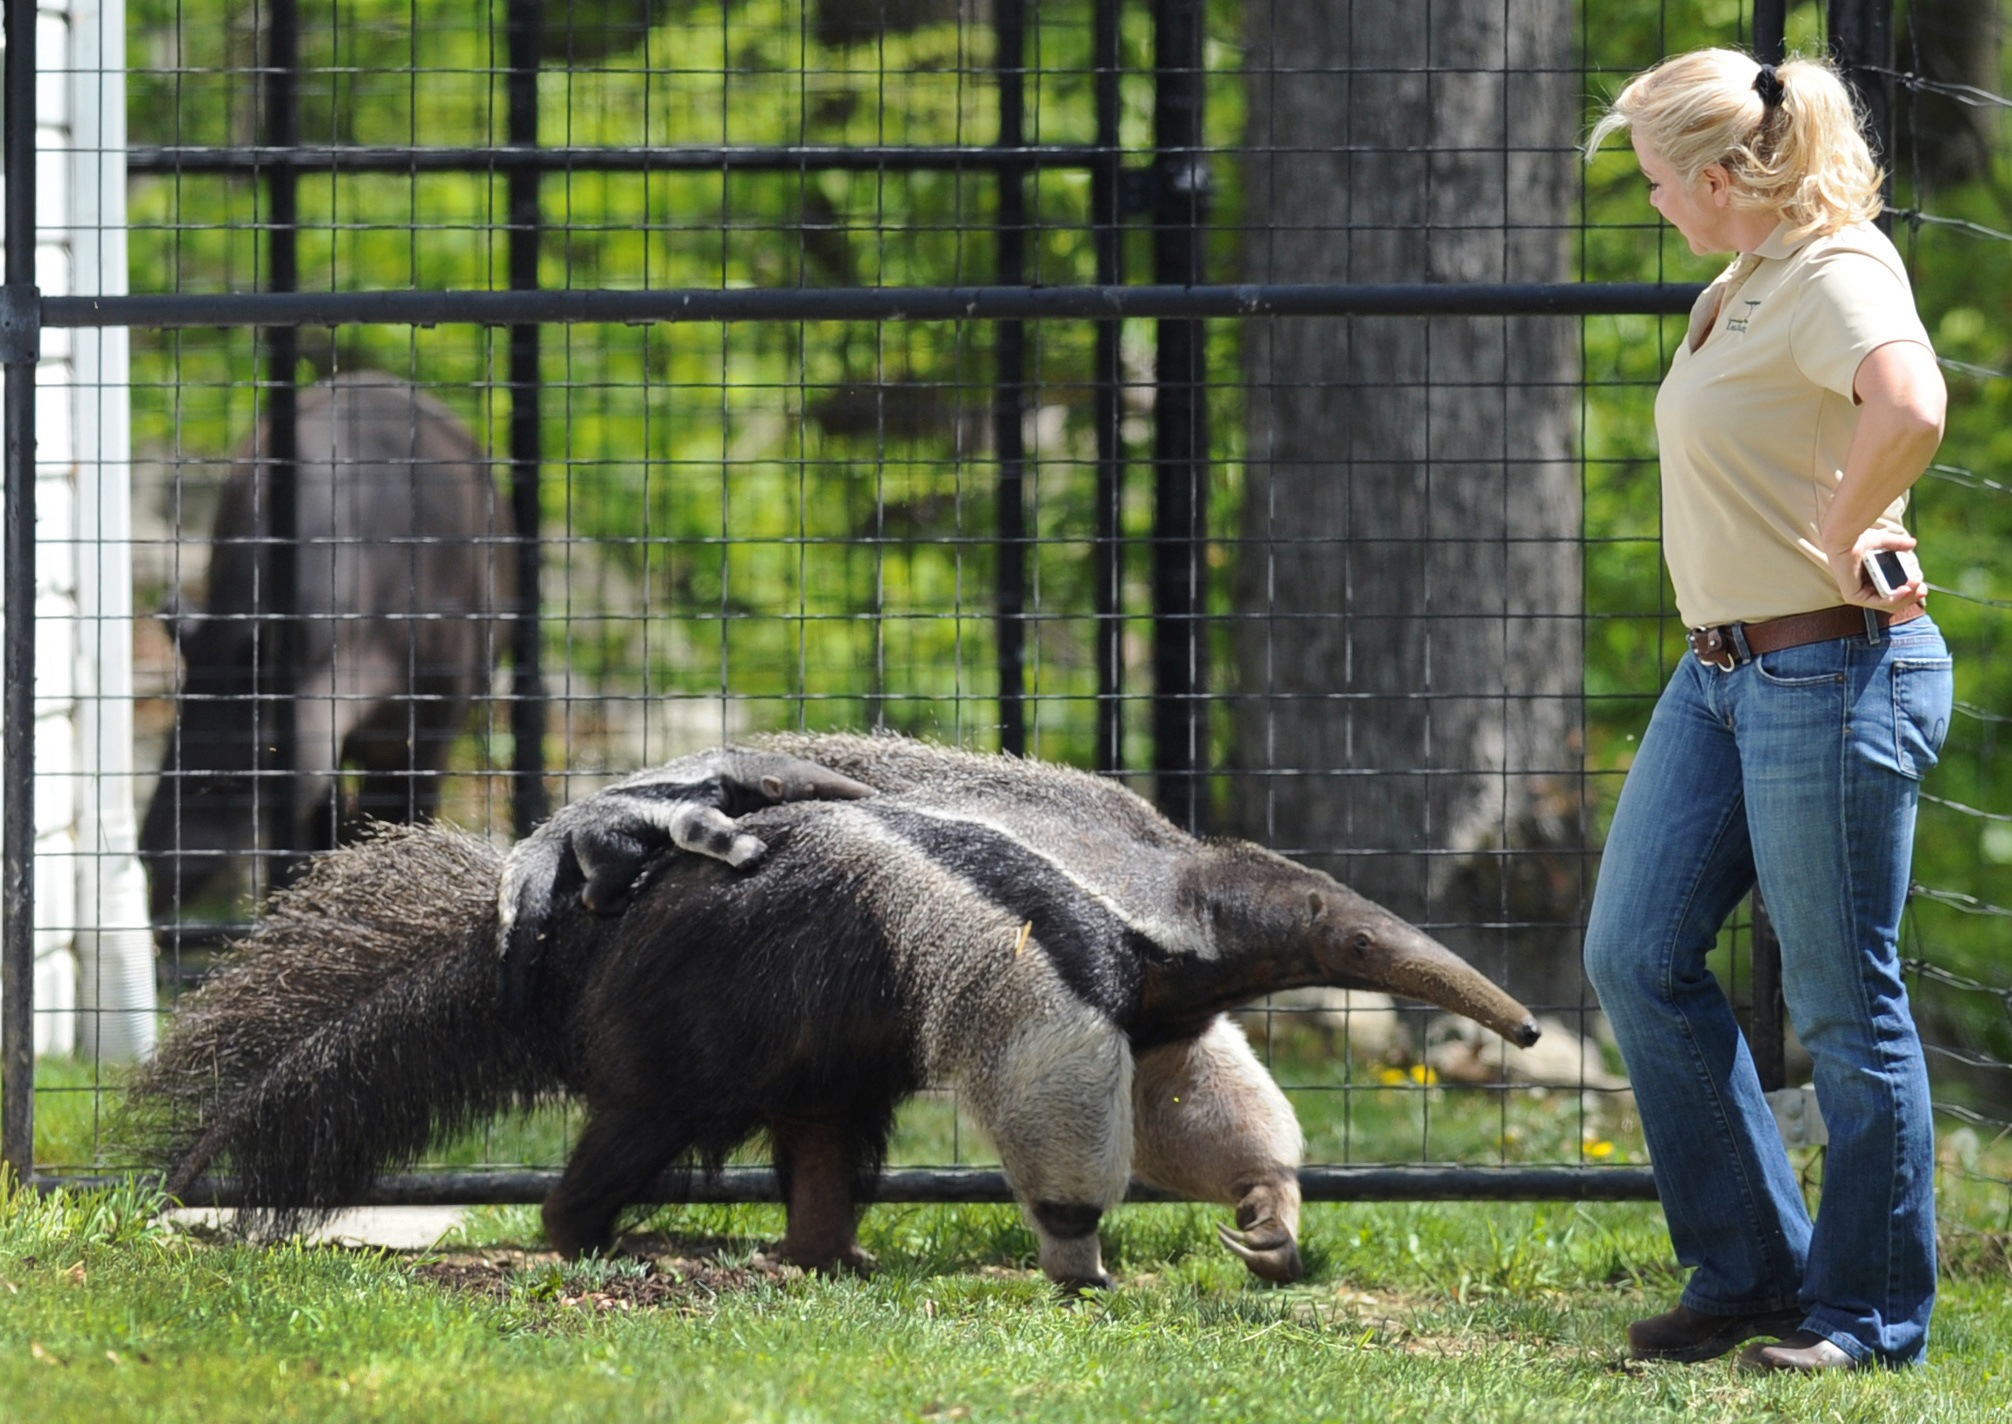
[67,0,146,1061]
[19,1,81,1058]
[67,0,150,1061]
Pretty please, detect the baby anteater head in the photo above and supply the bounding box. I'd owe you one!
[1158,842,1542,1049]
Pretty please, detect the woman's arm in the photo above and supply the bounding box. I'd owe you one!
[1819,339,1947,610]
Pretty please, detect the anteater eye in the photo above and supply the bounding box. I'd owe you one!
[1351,931,1372,953]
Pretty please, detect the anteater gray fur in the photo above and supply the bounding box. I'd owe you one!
[492,732,1542,1285]
[132,736,1539,1291]
[139,373,511,927]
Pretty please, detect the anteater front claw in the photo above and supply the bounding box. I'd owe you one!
[1216,1221,1304,1284]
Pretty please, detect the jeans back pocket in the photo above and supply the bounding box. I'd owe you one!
[1892,657,1954,780]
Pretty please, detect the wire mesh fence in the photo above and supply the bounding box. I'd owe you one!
[0,0,2007,1222]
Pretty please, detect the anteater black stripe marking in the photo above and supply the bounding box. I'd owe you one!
[863,804,1146,1023]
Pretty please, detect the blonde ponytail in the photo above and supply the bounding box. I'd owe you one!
[1584,48,1883,238]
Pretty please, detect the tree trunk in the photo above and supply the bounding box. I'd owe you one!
[1235,0,1586,1016]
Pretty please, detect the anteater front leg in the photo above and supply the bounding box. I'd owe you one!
[769,1116,876,1275]
[1130,1015,1306,1283]
[963,1013,1134,1292]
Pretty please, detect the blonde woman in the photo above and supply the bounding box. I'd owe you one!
[1582,50,1950,1372]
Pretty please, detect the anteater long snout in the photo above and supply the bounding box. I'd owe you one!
[1359,914,1542,1048]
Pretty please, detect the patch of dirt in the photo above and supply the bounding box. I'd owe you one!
[412,1237,775,1313]
[1289,1285,1431,1338]
[1291,1284,1634,1366]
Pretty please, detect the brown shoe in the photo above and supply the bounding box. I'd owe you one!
[1627,1304,1807,1363]
[1738,1330,1858,1373]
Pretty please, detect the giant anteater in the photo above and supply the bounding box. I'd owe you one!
[133,737,1539,1292]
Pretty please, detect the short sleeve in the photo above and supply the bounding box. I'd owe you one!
[1789,248,1933,400]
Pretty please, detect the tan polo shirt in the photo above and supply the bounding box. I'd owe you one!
[1655,219,1934,629]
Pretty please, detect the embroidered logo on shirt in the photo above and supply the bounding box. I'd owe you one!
[1726,298,1762,334]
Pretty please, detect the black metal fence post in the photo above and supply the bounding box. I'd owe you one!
[0,0,39,1183]
[257,0,300,889]
[1742,0,1791,1104]
[994,0,1028,756]
[1149,0,1208,831]
[1751,893,1787,1093]
[1738,0,1896,1096]
[1829,0,1894,177]
[507,0,548,836]
[1748,0,1894,1092]
[1753,0,1786,63]
[1091,0,1124,773]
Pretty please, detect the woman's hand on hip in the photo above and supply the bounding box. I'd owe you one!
[1820,340,1946,611]
[1825,528,1926,611]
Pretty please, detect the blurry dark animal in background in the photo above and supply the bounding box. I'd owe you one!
[138,373,511,932]
[132,736,1541,1293]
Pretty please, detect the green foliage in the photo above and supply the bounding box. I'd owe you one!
[125,0,1206,771]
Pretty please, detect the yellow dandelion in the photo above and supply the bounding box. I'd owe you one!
[1585,1139,1615,1160]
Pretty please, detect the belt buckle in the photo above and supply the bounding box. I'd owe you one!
[1689,625,1738,672]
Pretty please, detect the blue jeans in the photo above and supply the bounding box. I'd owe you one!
[1584,612,1952,1366]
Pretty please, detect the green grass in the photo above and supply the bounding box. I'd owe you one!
[19,1025,2009,1419]
[2,1167,2009,1423]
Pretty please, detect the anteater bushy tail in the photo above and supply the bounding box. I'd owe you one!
[125,823,564,1237]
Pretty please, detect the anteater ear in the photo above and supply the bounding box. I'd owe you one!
[1306,891,1325,924]
[760,774,786,800]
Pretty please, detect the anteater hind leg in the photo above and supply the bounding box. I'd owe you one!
[1130,1016,1306,1283]
[770,1116,877,1275]
[543,1101,699,1257]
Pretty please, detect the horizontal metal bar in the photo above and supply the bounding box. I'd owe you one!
[42,1164,1660,1207]
[128,144,1109,175]
[1294,1166,1660,1201]
[44,282,1704,329]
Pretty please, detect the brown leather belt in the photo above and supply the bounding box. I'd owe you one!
[1688,603,1925,671]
